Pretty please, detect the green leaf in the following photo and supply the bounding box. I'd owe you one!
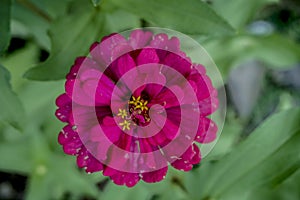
[24,0,106,80]
[195,108,300,200]
[25,154,100,200]
[28,0,70,19]
[0,43,39,91]
[0,65,25,130]
[101,182,150,200]
[202,34,300,79]
[0,0,11,54]
[105,9,140,32]
[111,0,234,35]
[12,1,51,50]
[91,0,101,7]
[248,169,300,200]
[0,139,32,174]
[212,0,279,29]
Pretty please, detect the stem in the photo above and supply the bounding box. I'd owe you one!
[17,0,52,22]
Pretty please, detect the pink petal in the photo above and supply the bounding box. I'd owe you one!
[137,48,160,65]
[129,30,153,49]
[195,117,218,143]
[142,167,168,183]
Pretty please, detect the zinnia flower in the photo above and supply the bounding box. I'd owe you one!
[56,30,218,187]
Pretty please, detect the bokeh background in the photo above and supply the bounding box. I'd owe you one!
[1,0,300,199]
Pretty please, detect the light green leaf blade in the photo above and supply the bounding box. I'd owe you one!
[28,0,70,19]
[0,65,25,130]
[105,9,140,32]
[0,43,39,91]
[91,0,101,7]
[24,1,106,80]
[197,108,300,199]
[0,139,32,174]
[0,0,11,54]
[203,34,300,79]
[111,0,234,35]
[212,0,279,29]
[12,1,50,50]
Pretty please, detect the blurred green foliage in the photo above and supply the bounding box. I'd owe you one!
[0,0,300,199]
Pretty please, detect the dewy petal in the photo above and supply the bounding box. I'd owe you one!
[150,86,181,109]
[77,147,103,173]
[137,48,160,65]
[58,125,82,155]
[171,144,201,171]
[187,69,214,101]
[162,52,192,77]
[90,34,131,67]
[101,117,122,143]
[191,144,201,164]
[55,94,72,123]
[109,170,140,187]
[107,53,136,81]
[103,166,140,187]
[66,57,84,80]
[129,30,153,49]
[67,57,100,79]
[56,93,71,107]
[142,167,168,183]
[195,117,218,143]
[150,34,180,53]
[66,70,116,106]
[198,89,219,116]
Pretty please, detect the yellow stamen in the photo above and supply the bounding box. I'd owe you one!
[135,100,149,111]
[117,108,127,119]
[129,96,141,106]
[119,120,131,130]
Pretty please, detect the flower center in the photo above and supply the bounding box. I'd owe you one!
[128,95,151,127]
[116,95,151,130]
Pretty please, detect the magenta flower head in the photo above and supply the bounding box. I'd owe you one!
[55,29,221,187]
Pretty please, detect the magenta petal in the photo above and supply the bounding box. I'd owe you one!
[129,30,153,49]
[56,93,71,107]
[86,157,103,173]
[55,108,70,123]
[162,52,191,77]
[77,147,103,173]
[110,53,136,79]
[65,79,93,106]
[150,34,181,53]
[142,167,168,183]
[104,167,140,187]
[90,34,129,65]
[103,166,118,176]
[161,119,179,140]
[137,48,159,65]
[195,117,218,143]
[198,90,219,116]
[101,117,122,143]
[111,43,133,62]
[191,144,201,164]
[66,57,84,80]
[58,125,78,145]
[123,173,140,187]
[55,94,72,122]
[171,144,198,171]
[187,72,212,101]
[88,125,113,160]
[58,125,82,155]
[110,171,140,187]
[151,86,181,108]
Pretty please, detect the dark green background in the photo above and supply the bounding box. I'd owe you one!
[0,0,300,199]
